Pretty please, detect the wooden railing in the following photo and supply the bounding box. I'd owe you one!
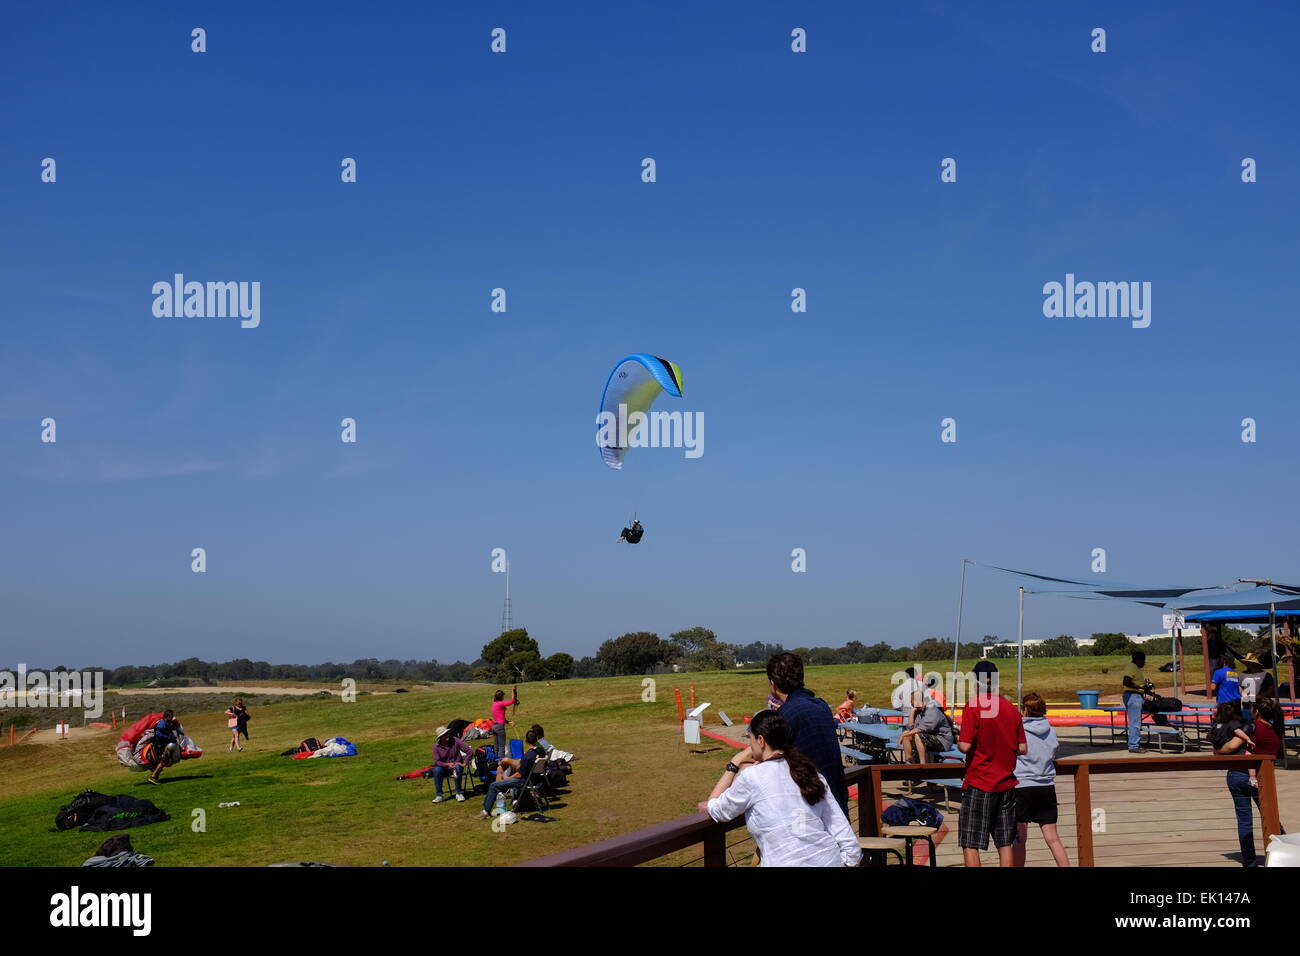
[517,755,1279,867]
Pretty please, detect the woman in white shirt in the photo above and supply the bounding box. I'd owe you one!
[698,709,862,867]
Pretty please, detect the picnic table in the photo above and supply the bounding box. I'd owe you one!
[841,720,903,764]
[855,707,908,724]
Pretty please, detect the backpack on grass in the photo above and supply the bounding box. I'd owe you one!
[55,790,114,831]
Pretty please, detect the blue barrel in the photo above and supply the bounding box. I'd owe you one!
[1077,689,1100,709]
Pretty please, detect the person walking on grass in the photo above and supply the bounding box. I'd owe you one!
[225,698,249,752]
[765,653,849,815]
[699,709,861,867]
[490,686,517,759]
[957,660,1026,867]
[1012,692,1069,867]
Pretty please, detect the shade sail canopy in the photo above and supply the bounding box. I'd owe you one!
[1185,609,1300,623]
[983,565,1215,604]
[983,564,1300,612]
[1165,585,1300,612]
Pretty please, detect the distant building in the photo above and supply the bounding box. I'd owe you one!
[982,626,1201,657]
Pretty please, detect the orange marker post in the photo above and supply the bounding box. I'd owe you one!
[674,687,685,722]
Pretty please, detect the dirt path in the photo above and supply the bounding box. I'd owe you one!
[20,725,116,745]
[114,685,342,697]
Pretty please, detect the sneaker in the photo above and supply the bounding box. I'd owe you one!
[432,796,444,804]
[480,810,490,818]
[455,792,465,802]
[146,777,160,785]
[1127,748,1148,754]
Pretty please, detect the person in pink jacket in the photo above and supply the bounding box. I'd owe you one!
[490,686,517,758]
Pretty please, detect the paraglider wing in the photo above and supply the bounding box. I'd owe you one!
[115,712,202,769]
[116,712,164,770]
[597,354,683,469]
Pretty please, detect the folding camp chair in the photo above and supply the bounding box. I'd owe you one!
[510,755,552,813]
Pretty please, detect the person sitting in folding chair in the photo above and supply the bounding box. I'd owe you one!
[430,726,471,804]
[481,730,545,819]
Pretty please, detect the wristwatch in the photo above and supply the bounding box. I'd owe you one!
[725,762,740,774]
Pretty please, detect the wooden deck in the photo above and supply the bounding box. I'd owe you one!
[875,728,1297,867]
[676,728,1298,868]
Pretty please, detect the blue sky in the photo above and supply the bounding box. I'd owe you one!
[4,2,1299,668]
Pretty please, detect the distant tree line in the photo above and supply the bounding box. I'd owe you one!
[80,624,1268,688]
[92,656,480,687]
[579,630,995,677]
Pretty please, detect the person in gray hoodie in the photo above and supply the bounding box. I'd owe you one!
[1012,692,1070,866]
[898,688,956,763]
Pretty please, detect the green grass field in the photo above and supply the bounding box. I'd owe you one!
[0,655,1172,866]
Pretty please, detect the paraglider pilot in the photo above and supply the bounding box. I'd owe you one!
[617,519,644,544]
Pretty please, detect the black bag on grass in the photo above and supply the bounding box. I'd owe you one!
[55,790,114,831]
[544,765,568,793]
[79,794,169,832]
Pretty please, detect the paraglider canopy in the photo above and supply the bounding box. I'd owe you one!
[597,354,683,470]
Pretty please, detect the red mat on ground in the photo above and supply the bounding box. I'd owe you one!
[700,728,747,749]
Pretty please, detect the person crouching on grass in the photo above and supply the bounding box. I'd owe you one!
[1012,692,1069,867]
[698,709,861,867]
[956,660,1026,867]
[147,710,183,785]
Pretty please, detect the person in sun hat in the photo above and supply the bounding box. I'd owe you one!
[1237,653,1275,703]
[431,726,471,803]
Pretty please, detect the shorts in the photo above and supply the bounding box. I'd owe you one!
[917,733,947,756]
[1015,785,1058,825]
[958,786,1018,849]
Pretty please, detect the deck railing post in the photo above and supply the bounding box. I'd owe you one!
[1074,764,1094,867]
[1258,756,1281,844]
[702,826,726,867]
[860,766,883,838]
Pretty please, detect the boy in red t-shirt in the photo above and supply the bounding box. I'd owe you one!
[957,661,1027,867]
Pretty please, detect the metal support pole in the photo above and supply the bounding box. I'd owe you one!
[1270,602,1279,701]
[952,560,969,693]
[1017,587,1025,705]
[1175,624,1185,697]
